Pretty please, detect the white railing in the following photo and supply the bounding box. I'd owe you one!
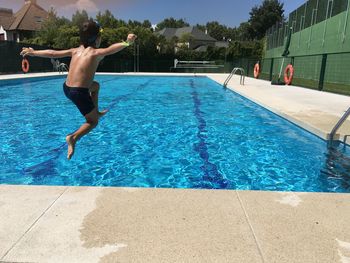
[172,59,224,70]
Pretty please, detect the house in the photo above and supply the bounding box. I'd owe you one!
[156,26,229,52]
[0,0,48,42]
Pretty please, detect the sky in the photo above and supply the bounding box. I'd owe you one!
[0,0,306,27]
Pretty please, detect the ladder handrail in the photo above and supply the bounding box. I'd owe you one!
[223,67,245,86]
[329,107,350,142]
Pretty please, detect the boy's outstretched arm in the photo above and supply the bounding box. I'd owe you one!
[20,47,74,58]
[94,34,137,58]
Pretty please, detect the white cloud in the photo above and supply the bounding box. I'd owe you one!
[59,0,99,14]
[76,0,98,12]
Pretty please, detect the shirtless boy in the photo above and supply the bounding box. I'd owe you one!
[20,20,137,159]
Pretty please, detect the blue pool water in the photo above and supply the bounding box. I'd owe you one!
[0,75,349,192]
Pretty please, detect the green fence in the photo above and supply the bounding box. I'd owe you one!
[259,52,350,95]
[0,41,259,76]
[264,0,350,95]
[0,41,56,74]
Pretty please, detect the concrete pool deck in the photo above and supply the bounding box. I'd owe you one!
[1,186,350,263]
[1,72,350,262]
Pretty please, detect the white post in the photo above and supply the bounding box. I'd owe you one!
[137,44,139,72]
[342,0,350,43]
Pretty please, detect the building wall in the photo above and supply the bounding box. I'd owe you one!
[0,27,18,41]
[0,26,7,40]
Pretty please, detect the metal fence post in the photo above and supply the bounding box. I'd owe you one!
[246,59,250,76]
[269,58,274,81]
[318,54,328,91]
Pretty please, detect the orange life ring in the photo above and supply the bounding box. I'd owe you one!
[22,58,30,73]
[284,64,294,85]
[254,63,260,78]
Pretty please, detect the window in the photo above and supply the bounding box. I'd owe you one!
[35,16,43,23]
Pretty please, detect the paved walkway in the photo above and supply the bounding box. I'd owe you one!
[1,73,350,262]
[1,186,350,263]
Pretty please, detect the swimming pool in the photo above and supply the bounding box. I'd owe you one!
[0,75,349,192]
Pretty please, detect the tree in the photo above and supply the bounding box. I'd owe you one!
[71,10,89,28]
[237,22,252,41]
[248,0,284,39]
[96,10,118,28]
[142,20,152,30]
[132,26,159,58]
[128,20,142,28]
[155,18,189,31]
[179,33,194,45]
[205,21,228,41]
[53,25,80,49]
[195,24,206,33]
[23,7,70,47]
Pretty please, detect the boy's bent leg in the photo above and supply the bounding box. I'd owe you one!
[89,81,100,109]
[90,81,108,116]
[66,109,99,160]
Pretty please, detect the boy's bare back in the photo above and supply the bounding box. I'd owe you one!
[21,34,137,90]
[65,46,102,88]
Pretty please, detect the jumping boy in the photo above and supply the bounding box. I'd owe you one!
[20,20,137,159]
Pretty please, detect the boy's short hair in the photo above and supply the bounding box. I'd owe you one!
[80,20,101,48]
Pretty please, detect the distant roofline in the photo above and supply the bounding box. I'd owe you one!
[0,8,13,13]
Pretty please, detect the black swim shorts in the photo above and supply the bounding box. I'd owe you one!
[63,82,95,116]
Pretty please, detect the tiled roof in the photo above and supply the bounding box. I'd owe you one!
[157,28,177,39]
[0,1,48,31]
[0,16,15,30]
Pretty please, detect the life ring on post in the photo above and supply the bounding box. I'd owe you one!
[22,58,30,73]
[254,63,260,78]
[284,64,294,85]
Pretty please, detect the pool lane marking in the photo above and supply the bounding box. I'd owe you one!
[23,80,153,177]
[189,79,228,188]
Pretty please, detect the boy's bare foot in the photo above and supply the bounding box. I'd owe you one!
[98,109,108,118]
[66,135,76,160]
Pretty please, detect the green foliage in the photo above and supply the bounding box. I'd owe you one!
[23,7,71,47]
[96,10,118,28]
[53,25,80,49]
[248,0,284,39]
[226,40,263,59]
[71,10,89,28]
[142,20,152,30]
[132,26,159,57]
[21,4,276,61]
[237,22,252,41]
[179,32,194,43]
[205,21,227,41]
[100,26,129,46]
[155,18,189,31]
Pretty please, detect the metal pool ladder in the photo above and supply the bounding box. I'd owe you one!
[223,67,245,87]
[329,107,350,144]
